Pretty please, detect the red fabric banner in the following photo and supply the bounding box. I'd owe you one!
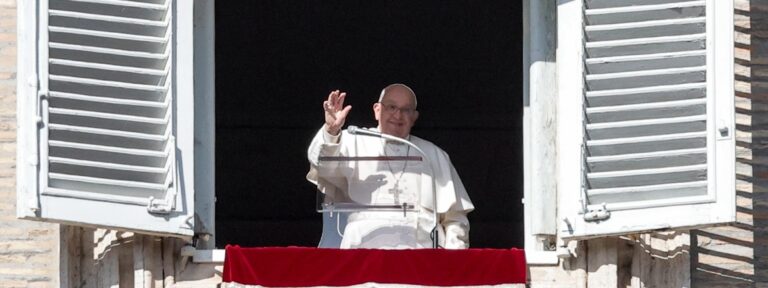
[223,245,527,287]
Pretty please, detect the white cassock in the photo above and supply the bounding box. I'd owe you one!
[307,126,474,249]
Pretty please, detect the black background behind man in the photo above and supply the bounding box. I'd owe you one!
[214,0,522,248]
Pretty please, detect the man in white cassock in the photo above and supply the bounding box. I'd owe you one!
[307,84,474,249]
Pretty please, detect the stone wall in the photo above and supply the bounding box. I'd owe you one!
[690,0,768,286]
[0,1,60,287]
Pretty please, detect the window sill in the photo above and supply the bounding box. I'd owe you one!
[181,247,226,263]
[525,250,559,265]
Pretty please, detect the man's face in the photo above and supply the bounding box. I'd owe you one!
[374,88,419,139]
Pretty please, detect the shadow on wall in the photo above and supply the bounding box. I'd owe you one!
[690,1,767,286]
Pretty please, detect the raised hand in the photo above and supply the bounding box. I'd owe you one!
[323,90,352,135]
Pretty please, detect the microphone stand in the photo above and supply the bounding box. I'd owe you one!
[348,126,440,249]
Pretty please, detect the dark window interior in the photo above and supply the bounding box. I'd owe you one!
[215,0,524,248]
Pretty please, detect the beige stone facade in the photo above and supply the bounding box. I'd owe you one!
[691,0,768,286]
[0,1,59,287]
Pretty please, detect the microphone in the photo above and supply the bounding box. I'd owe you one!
[347,125,382,138]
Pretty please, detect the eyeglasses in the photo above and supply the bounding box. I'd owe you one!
[380,103,416,115]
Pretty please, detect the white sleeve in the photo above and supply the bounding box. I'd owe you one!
[308,124,341,167]
[441,209,470,249]
[306,125,348,203]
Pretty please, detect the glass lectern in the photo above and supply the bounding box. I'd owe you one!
[315,126,439,249]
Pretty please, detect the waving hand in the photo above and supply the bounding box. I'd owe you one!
[323,90,352,136]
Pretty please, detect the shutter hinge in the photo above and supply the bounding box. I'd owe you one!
[35,90,47,125]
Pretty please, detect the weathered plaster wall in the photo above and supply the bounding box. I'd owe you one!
[64,228,196,287]
[0,1,59,287]
[60,227,222,287]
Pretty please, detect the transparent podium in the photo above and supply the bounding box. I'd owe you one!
[315,126,439,249]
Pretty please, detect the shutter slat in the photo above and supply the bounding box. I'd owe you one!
[49,140,168,157]
[50,162,172,186]
[49,173,167,190]
[587,100,705,123]
[588,147,707,163]
[588,148,706,172]
[63,0,169,10]
[587,50,706,65]
[49,157,168,174]
[586,66,705,81]
[585,1,704,15]
[49,75,168,91]
[50,43,167,59]
[586,34,705,48]
[49,91,169,108]
[48,123,169,141]
[587,131,706,146]
[49,26,169,43]
[49,59,167,75]
[50,59,169,86]
[586,181,708,208]
[587,98,706,113]
[43,187,150,206]
[49,9,168,26]
[587,115,706,130]
[588,170,706,189]
[49,107,169,124]
[586,17,705,32]
[589,164,706,179]
[588,181,707,196]
[586,82,706,98]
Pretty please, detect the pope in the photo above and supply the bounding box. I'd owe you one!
[307,83,474,249]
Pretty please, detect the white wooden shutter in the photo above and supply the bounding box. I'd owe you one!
[17,0,195,237]
[558,0,734,239]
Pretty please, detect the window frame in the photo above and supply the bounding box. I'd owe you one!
[523,0,559,264]
[192,0,217,249]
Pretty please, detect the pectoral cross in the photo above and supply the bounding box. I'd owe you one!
[388,184,403,205]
